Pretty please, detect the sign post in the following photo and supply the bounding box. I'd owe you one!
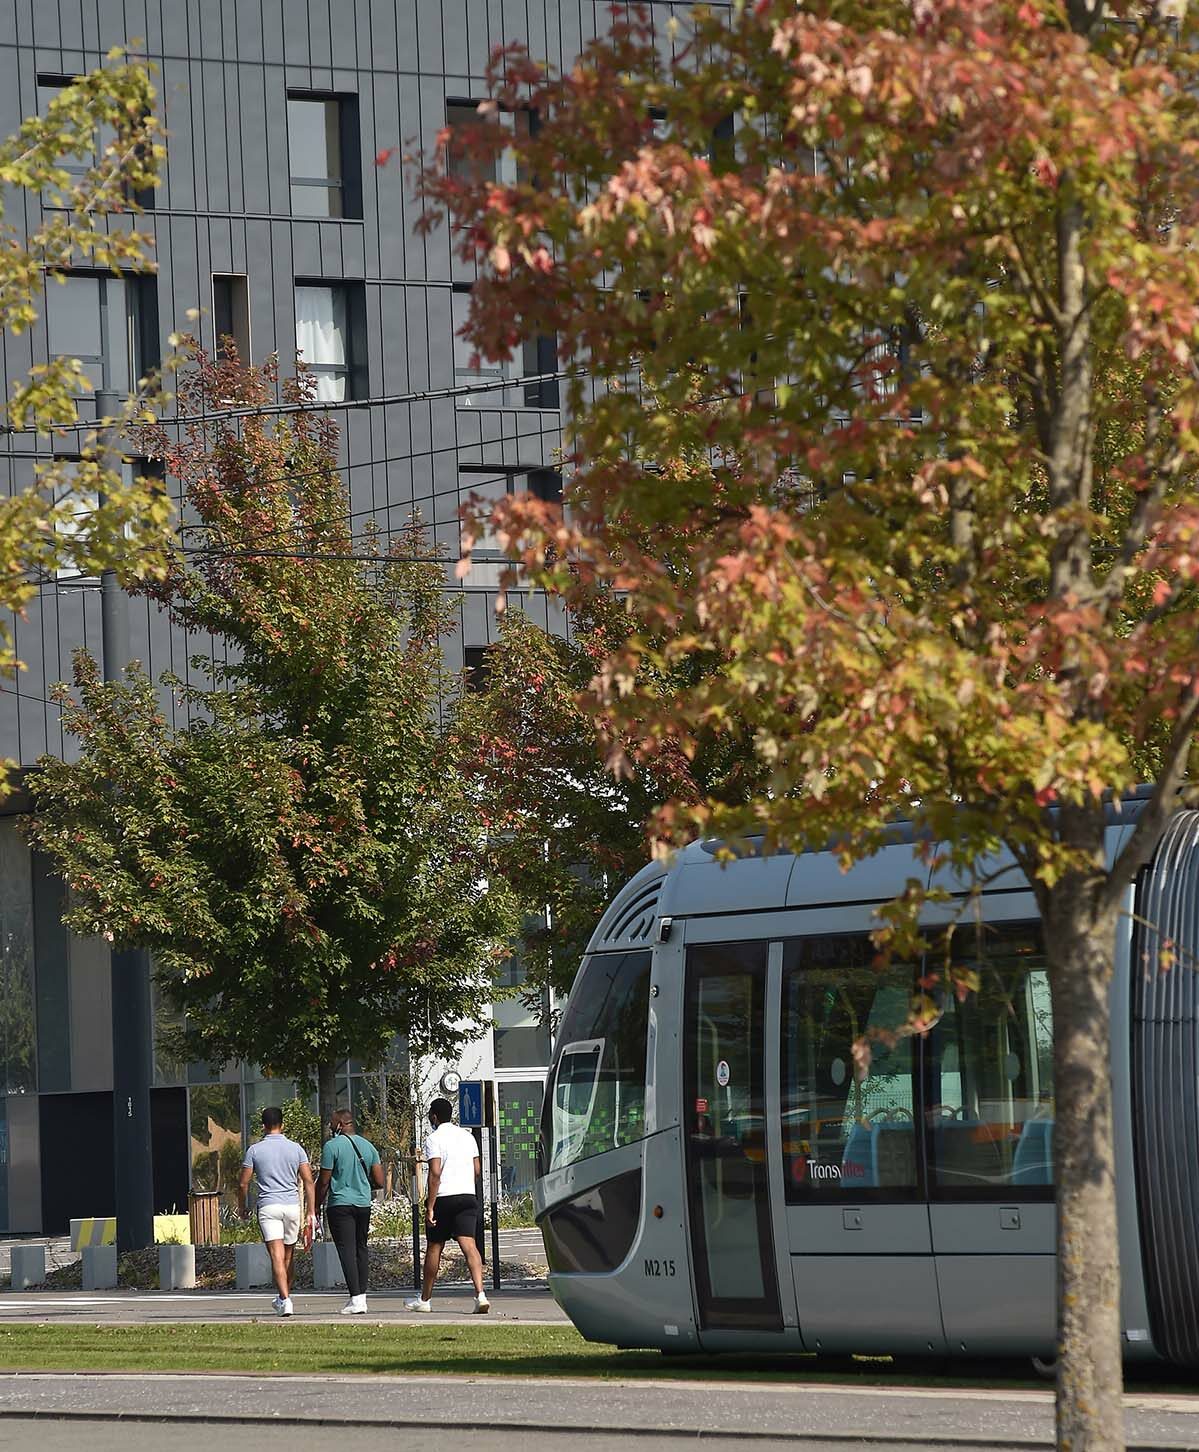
[457,1080,500,1289]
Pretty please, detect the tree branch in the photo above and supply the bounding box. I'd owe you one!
[1105,691,1199,907]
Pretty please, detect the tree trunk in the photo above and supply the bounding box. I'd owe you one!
[1043,885,1125,1452]
[317,1061,338,1144]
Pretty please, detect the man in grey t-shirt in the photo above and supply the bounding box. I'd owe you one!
[238,1106,315,1316]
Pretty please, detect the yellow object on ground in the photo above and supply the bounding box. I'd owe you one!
[69,1217,115,1250]
[69,1214,192,1249]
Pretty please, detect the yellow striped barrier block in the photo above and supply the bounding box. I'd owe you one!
[70,1217,115,1250]
[70,1214,191,1249]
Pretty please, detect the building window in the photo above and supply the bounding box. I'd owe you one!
[49,457,163,580]
[452,284,557,410]
[38,74,154,210]
[212,274,250,362]
[527,470,563,506]
[445,100,531,186]
[463,645,492,692]
[287,94,361,219]
[295,281,364,401]
[46,272,158,410]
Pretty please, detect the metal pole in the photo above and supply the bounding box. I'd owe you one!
[489,1122,500,1292]
[96,387,155,1256]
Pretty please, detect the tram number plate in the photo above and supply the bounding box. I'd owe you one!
[643,1257,677,1278]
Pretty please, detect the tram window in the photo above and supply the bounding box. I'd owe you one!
[539,949,651,1174]
[927,927,1054,1195]
[781,936,919,1201]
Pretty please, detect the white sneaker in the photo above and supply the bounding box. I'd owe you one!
[340,1297,367,1315]
[272,1294,285,1316]
[404,1296,432,1313]
[280,1297,294,1317]
[474,1293,490,1314]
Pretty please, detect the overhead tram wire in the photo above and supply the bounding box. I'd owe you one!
[6,367,584,440]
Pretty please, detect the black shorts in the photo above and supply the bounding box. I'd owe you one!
[427,1193,479,1244]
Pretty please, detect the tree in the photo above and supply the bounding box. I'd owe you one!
[461,578,765,1003]
[26,351,517,1132]
[421,3,1199,1443]
[0,53,172,770]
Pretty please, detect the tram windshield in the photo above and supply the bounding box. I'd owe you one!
[539,949,651,1174]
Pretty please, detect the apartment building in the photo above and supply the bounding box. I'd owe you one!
[0,0,693,1232]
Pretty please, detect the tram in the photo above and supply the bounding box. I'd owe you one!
[534,807,1199,1364]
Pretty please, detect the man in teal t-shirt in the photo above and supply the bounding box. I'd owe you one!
[316,1109,383,1313]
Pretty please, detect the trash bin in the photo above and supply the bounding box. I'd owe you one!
[188,1189,221,1246]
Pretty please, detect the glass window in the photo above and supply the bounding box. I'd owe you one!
[287,97,343,217]
[188,1083,244,1208]
[46,272,138,398]
[453,285,556,409]
[927,926,1054,1194]
[498,1079,544,1198]
[539,949,651,1174]
[295,283,351,401]
[782,936,918,1200]
[212,274,250,361]
[0,821,36,1096]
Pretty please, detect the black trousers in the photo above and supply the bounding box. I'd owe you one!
[326,1204,371,1296]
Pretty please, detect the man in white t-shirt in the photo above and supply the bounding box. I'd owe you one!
[405,1097,489,1313]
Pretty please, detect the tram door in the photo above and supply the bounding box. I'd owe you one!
[683,942,783,1333]
[925,925,1056,1355]
[781,934,946,1354]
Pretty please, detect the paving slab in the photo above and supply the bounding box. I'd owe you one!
[0,1286,566,1323]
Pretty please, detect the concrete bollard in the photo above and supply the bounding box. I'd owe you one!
[312,1241,345,1291]
[158,1243,196,1290]
[9,1245,45,1289]
[234,1242,272,1289]
[82,1245,117,1290]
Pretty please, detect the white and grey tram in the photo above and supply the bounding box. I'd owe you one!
[534,806,1199,1364]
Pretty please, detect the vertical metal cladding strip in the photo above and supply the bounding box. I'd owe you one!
[1132,812,1199,1363]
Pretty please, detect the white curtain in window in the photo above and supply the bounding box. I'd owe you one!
[295,285,347,401]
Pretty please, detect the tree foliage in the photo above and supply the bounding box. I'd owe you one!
[419,3,1199,1443]
[26,352,517,1119]
[462,578,766,1002]
[0,54,172,746]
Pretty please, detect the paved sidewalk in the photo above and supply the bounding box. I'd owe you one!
[0,1372,1197,1448]
[0,1286,565,1323]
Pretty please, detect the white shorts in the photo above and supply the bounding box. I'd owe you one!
[258,1203,302,1245]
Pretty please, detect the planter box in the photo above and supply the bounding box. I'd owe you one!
[234,1242,272,1289]
[159,1244,196,1290]
[312,1241,345,1290]
[82,1245,117,1290]
[10,1245,44,1289]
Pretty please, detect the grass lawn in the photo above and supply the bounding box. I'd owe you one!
[0,1323,1025,1385]
[0,1325,1189,1394]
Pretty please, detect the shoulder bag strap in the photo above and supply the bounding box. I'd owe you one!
[343,1133,374,1187]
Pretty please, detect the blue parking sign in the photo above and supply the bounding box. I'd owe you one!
[459,1079,484,1127]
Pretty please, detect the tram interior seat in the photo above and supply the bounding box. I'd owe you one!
[1011,1117,1054,1185]
[841,1120,915,1188]
[930,1119,1006,1187]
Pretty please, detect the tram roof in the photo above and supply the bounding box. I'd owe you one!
[587,788,1157,954]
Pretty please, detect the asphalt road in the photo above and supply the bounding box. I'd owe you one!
[0,1373,1197,1449]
